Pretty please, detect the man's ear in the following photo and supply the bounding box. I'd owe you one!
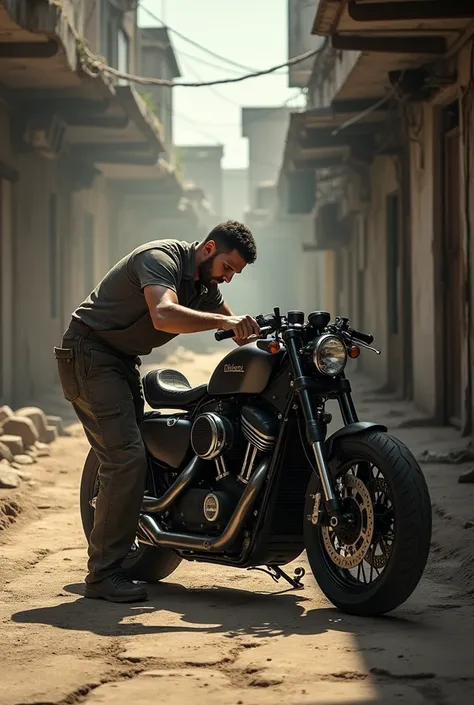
[204,239,216,257]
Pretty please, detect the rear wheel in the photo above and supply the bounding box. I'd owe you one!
[304,431,432,616]
[80,449,182,583]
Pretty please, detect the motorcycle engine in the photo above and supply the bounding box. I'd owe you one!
[169,402,278,535]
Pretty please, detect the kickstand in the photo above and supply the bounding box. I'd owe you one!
[247,565,305,590]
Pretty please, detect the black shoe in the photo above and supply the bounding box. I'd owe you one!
[84,572,148,603]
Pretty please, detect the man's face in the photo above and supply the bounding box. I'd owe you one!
[198,241,247,285]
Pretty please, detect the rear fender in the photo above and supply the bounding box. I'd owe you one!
[326,422,387,462]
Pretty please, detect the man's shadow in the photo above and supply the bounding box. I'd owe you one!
[11,579,423,641]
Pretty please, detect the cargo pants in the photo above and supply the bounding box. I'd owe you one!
[54,327,147,583]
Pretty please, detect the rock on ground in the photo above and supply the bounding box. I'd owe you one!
[15,407,52,444]
[0,466,20,489]
[47,415,70,437]
[0,405,14,424]
[0,435,24,457]
[0,440,14,463]
[0,417,38,448]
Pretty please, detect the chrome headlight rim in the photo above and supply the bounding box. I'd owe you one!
[312,334,347,376]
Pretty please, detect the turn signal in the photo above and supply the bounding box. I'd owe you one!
[348,345,360,359]
[268,341,280,354]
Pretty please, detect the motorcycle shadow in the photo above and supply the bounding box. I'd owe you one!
[11,579,424,641]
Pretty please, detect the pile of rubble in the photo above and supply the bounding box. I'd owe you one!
[0,405,67,490]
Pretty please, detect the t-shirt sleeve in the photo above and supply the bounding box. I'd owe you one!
[200,284,224,311]
[131,249,181,293]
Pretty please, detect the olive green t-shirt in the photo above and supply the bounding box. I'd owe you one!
[72,239,223,356]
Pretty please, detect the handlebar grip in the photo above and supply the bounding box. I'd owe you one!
[215,329,235,342]
[352,329,374,345]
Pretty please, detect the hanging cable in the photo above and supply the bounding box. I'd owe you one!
[138,1,260,74]
[78,41,329,87]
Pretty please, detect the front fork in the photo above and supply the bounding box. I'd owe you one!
[285,332,357,525]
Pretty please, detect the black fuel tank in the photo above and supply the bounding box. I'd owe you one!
[208,342,282,396]
[139,415,192,469]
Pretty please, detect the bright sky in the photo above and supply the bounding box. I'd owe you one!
[138,0,304,169]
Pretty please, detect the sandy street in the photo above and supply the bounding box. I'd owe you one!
[0,349,473,705]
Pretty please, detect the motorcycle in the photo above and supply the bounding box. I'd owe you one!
[80,309,432,616]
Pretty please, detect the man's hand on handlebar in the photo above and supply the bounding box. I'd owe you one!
[220,314,260,344]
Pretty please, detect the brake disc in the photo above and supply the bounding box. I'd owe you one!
[322,474,375,569]
[365,477,393,569]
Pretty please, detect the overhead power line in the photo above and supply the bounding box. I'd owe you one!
[138,2,260,74]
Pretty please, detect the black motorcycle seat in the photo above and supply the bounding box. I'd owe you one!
[142,368,207,409]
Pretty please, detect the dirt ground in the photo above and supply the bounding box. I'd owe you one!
[0,348,473,705]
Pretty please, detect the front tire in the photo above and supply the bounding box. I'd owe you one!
[80,449,182,583]
[304,431,432,616]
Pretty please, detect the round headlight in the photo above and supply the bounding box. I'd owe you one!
[313,335,347,376]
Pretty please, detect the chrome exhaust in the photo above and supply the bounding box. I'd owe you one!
[141,455,203,513]
[90,455,203,514]
[138,458,269,552]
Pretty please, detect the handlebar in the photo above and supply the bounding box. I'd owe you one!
[349,328,374,345]
[214,312,374,349]
[215,326,274,342]
[215,329,236,342]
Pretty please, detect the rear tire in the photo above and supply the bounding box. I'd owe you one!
[304,431,432,616]
[80,449,182,583]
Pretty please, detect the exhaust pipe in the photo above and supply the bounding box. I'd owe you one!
[141,455,202,513]
[138,458,269,553]
[90,455,203,514]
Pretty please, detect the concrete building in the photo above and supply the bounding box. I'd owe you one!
[178,145,224,220]
[0,0,200,409]
[222,168,248,222]
[278,0,474,435]
[138,26,181,158]
[242,106,292,207]
[287,0,325,88]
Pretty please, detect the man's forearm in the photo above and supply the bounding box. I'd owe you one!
[153,302,227,334]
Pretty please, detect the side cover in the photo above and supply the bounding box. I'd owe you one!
[140,416,192,469]
[208,343,282,396]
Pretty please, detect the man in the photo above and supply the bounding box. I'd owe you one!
[54,220,259,603]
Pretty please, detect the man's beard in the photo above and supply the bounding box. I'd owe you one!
[198,253,223,285]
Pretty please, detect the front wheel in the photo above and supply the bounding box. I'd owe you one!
[80,449,182,583]
[304,431,432,616]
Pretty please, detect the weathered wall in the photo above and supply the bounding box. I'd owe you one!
[12,153,74,405]
[407,104,437,415]
[0,104,14,404]
[359,156,398,387]
[9,156,111,406]
[0,178,13,404]
[463,61,474,433]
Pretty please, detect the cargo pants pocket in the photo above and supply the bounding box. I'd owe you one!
[95,406,125,451]
[54,346,79,402]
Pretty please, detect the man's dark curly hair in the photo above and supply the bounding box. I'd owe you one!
[205,220,257,264]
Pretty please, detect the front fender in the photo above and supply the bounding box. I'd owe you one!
[325,422,387,462]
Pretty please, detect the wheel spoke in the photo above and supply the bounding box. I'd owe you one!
[321,457,396,588]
